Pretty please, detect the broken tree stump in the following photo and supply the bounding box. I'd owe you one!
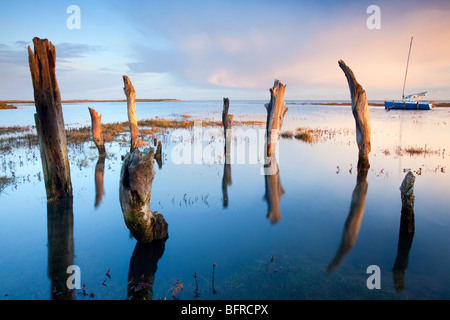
[399,171,416,234]
[119,147,168,243]
[28,37,72,200]
[88,107,106,156]
[338,60,371,170]
[265,80,288,157]
[393,171,416,292]
[123,75,139,153]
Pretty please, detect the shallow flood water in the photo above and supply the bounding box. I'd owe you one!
[0,100,449,300]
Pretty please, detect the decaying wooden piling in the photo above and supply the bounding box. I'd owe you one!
[222,97,233,132]
[221,99,233,207]
[28,37,72,200]
[393,171,416,292]
[265,80,288,157]
[88,107,106,156]
[119,148,168,243]
[222,97,233,165]
[327,165,369,273]
[338,60,371,169]
[123,75,139,153]
[399,171,416,234]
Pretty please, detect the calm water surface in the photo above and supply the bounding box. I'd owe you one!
[0,100,449,300]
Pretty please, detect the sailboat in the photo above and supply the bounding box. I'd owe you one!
[384,37,434,110]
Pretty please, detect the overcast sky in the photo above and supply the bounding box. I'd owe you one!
[1,0,449,100]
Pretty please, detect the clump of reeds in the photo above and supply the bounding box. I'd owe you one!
[281,131,294,139]
[294,127,316,143]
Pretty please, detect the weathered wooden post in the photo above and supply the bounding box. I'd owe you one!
[119,147,168,243]
[88,107,106,156]
[222,98,233,134]
[327,165,369,273]
[222,97,233,164]
[123,75,139,153]
[399,171,416,234]
[28,37,72,200]
[265,80,288,157]
[393,171,416,292]
[338,60,371,170]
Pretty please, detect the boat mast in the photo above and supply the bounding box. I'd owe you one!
[402,36,413,100]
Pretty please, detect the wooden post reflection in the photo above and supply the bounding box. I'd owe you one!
[392,171,416,292]
[47,197,74,300]
[222,162,232,208]
[327,165,368,273]
[263,154,285,225]
[94,155,106,208]
[127,237,167,300]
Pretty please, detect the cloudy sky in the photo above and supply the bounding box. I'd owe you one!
[1,0,449,101]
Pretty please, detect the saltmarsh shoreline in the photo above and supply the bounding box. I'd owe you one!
[2,99,450,109]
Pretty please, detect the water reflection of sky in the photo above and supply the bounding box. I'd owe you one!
[0,101,449,299]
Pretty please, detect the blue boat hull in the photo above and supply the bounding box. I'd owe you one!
[385,101,433,110]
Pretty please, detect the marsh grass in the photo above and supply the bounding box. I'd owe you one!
[0,102,17,109]
[0,117,265,152]
[0,176,14,194]
[294,128,315,143]
[404,146,440,156]
[282,127,355,144]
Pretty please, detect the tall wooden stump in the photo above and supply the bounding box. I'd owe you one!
[222,97,233,164]
[88,107,106,156]
[338,60,371,170]
[222,98,233,134]
[28,37,72,200]
[123,75,139,153]
[119,148,168,243]
[393,171,416,292]
[265,80,288,157]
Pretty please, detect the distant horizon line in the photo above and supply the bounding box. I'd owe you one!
[2,98,450,107]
